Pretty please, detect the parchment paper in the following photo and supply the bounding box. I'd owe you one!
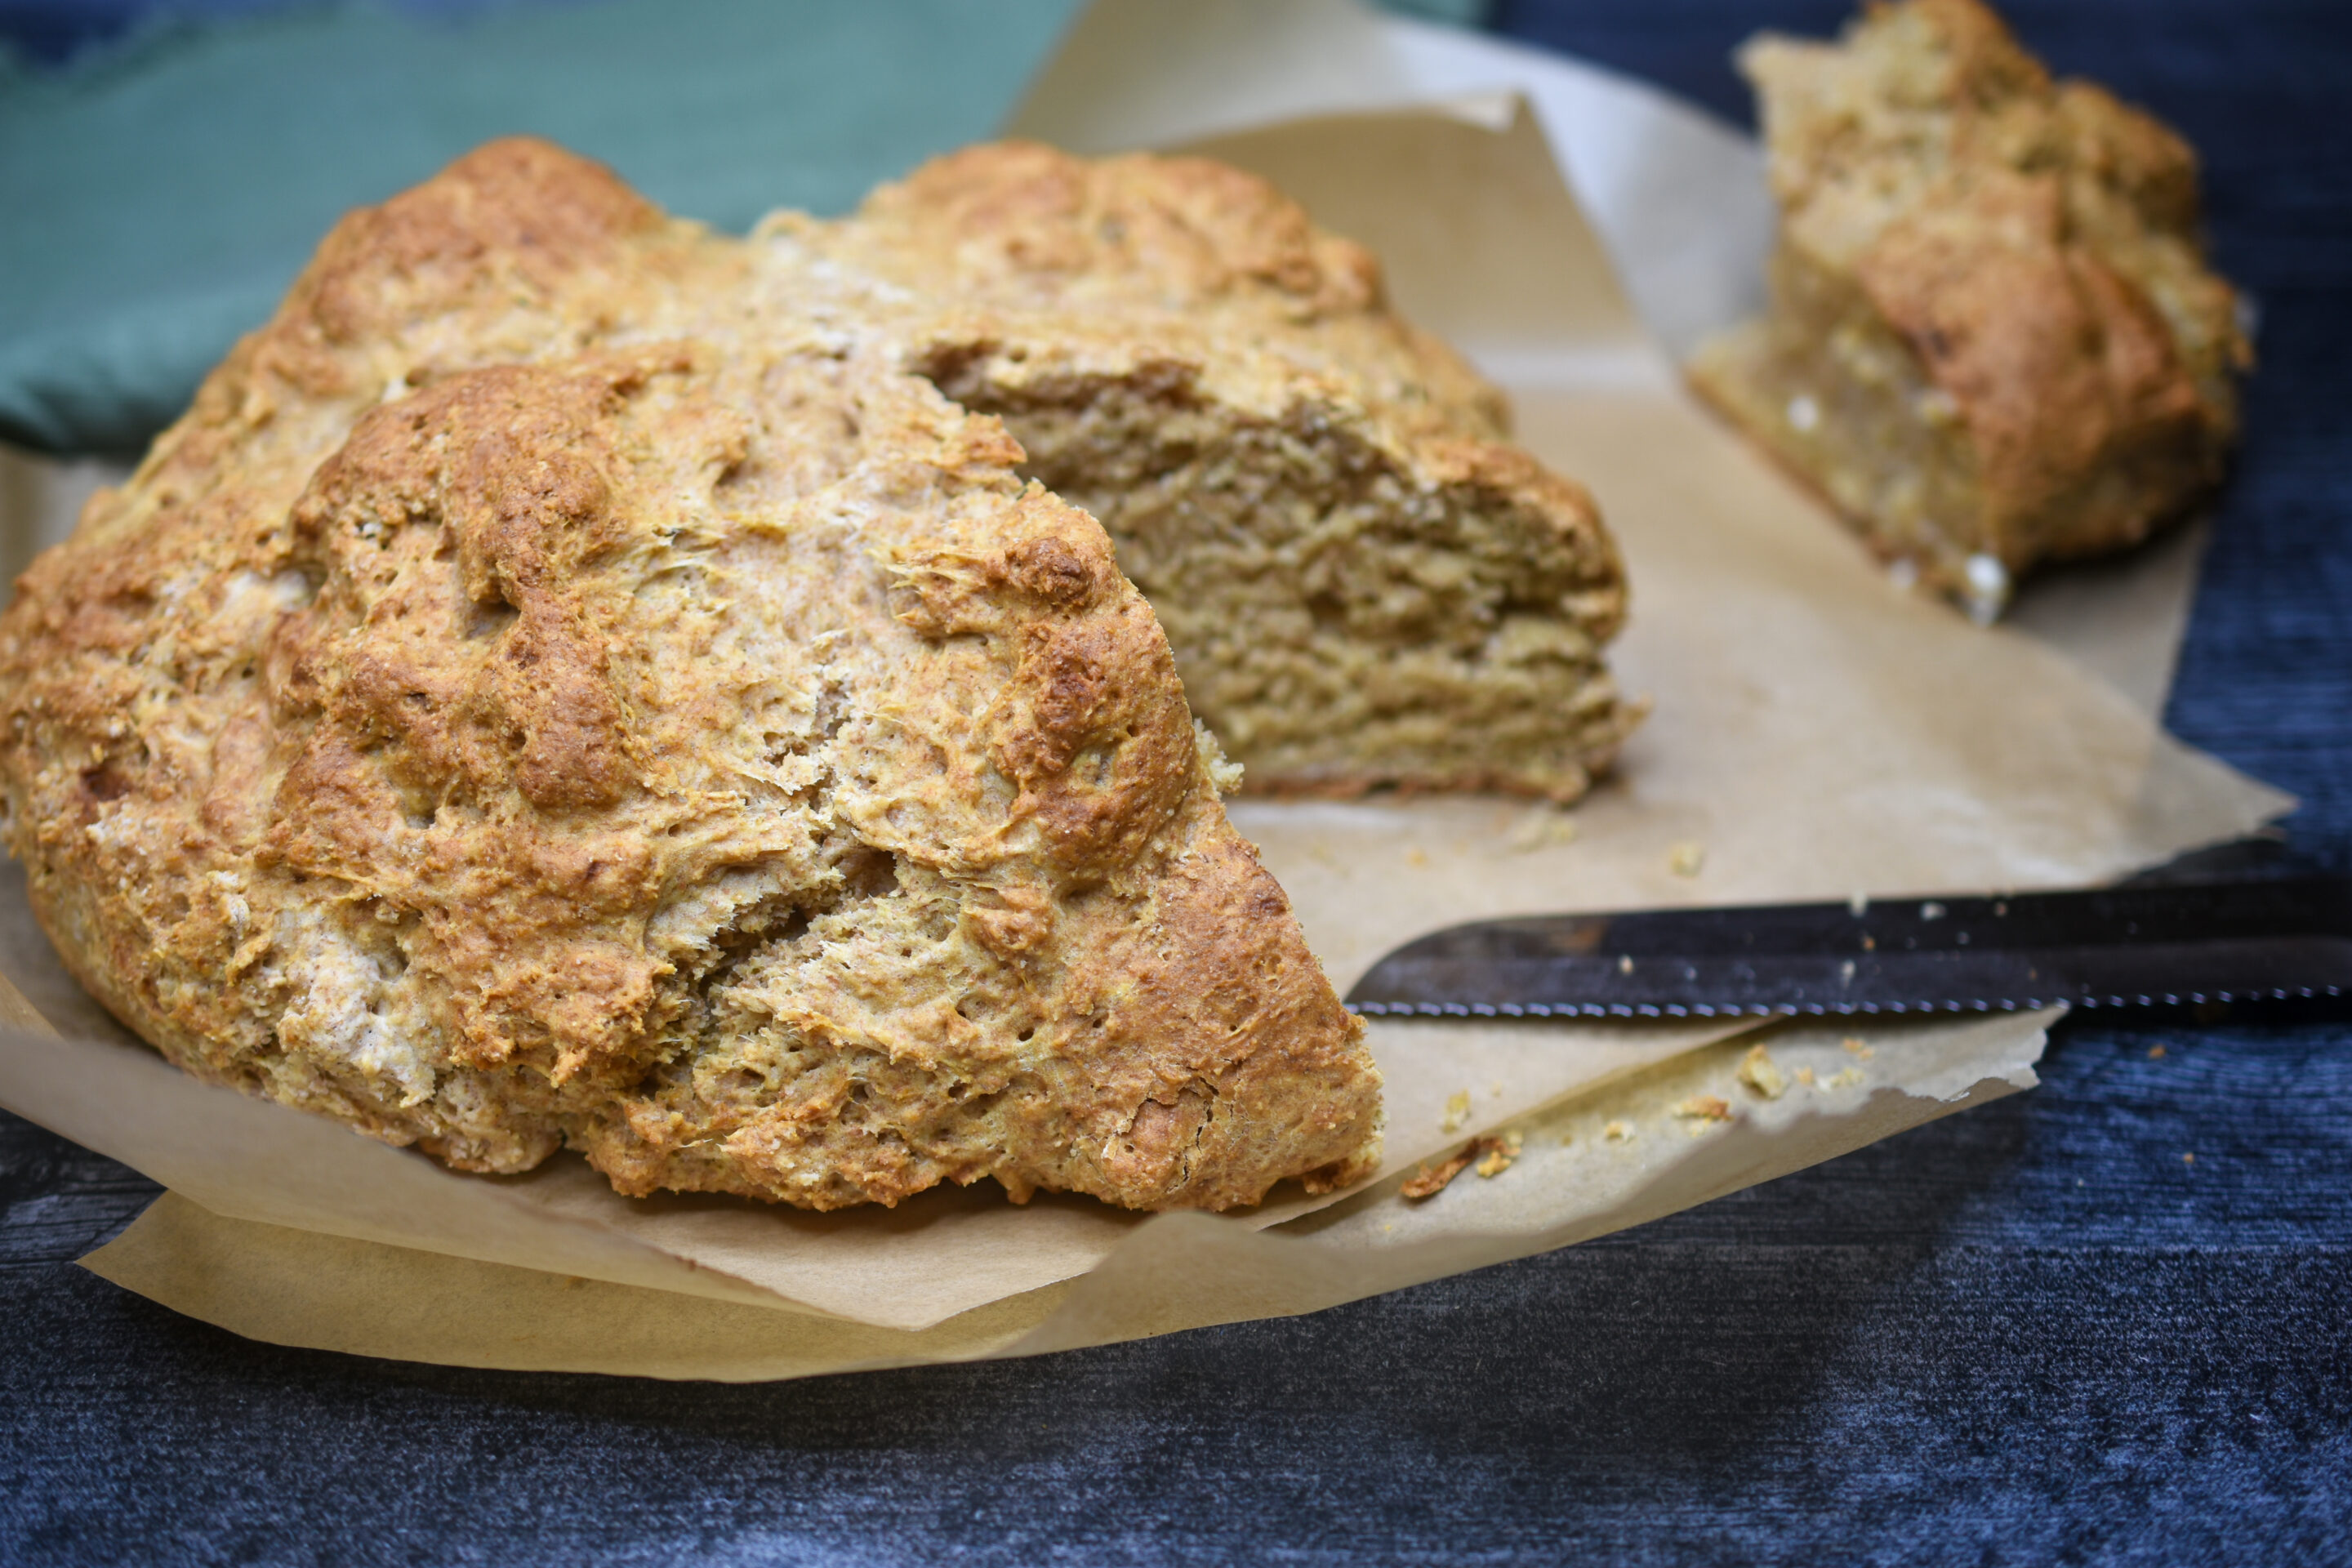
[0,2,2292,1379]
[81,1013,2047,1378]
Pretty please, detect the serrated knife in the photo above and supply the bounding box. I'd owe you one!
[1344,873,2352,1021]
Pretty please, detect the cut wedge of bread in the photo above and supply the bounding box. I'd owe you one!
[1688,0,2247,620]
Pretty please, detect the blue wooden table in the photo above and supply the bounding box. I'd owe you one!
[3,2,2348,1561]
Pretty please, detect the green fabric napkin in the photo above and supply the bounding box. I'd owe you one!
[0,0,1086,455]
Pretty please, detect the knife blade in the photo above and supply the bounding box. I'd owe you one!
[1343,875,2352,1020]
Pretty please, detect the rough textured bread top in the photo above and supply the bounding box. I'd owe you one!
[1688,0,2247,616]
[0,140,1383,1211]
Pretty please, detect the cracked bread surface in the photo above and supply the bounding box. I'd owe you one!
[0,139,1382,1212]
[1688,0,2247,618]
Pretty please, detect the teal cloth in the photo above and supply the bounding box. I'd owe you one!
[0,0,1089,454]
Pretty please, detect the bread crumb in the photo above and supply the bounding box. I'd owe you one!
[1824,1067,1866,1089]
[2149,1045,2167,1060]
[1441,1089,1471,1134]
[2182,1152,2196,1165]
[1475,1131,1524,1179]
[1736,1043,1787,1100]
[1674,1094,1731,1138]
[1795,1065,1816,1086]
[1401,1143,1478,1200]
[1406,847,1431,867]
[1508,806,1579,853]
[1604,1119,1633,1142]
[1403,1134,1521,1199]
[1196,719,1245,796]
[1668,840,1706,877]
[1842,1036,1873,1058]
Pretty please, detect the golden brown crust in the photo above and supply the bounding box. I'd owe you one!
[1852,172,2215,552]
[852,140,1386,322]
[1689,0,2247,611]
[0,137,1380,1212]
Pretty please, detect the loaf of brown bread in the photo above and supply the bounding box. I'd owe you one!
[1688,0,2248,620]
[0,140,1387,1211]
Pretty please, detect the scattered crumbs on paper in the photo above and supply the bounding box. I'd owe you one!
[1674,1093,1733,1138]
[1795,1065,1816,1086]
[1508,805,1579,853]
[1441,1089,1472,1134]
[1475,1131,1525,1179]
[1405,846,1430,867]
[1559,1130,1574,1147]
[1306,840,1339,868]
[1842,1036,1875,1059]
[1401,1143,1478,1200]
[1490,1081,1503,1098]
[1604,1119,1634,1143]
[1824,1067,1866,1090]
[1402,1134,1521,1200]
[1383,1223,1396,1233]
[2183,1152,2197,1166]
[2149,1045,2168,1060]
[1736,1043,1787,1100]
[1668,840,1706,878]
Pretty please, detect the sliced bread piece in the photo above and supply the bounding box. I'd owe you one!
[1688,0,2248,620]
